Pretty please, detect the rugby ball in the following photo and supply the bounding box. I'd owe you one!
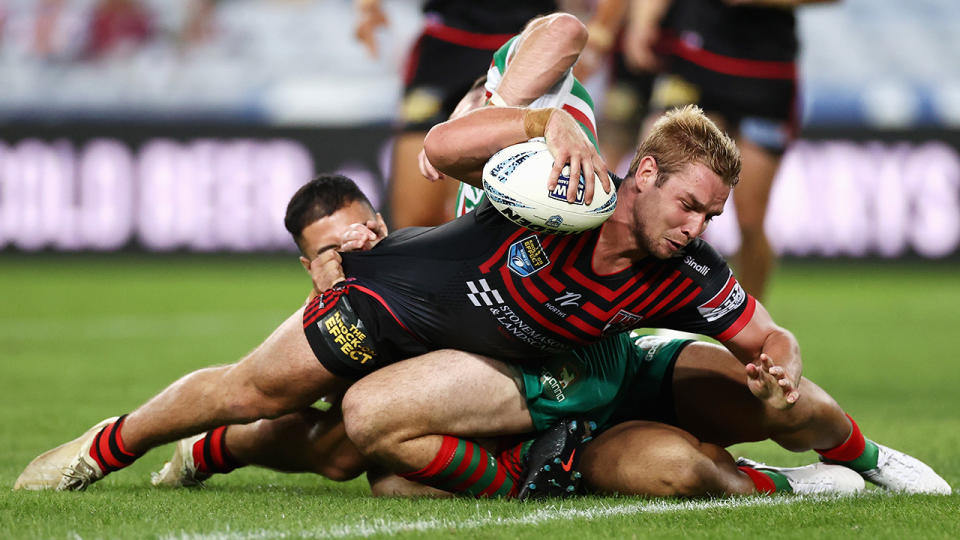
[482,140,616,235]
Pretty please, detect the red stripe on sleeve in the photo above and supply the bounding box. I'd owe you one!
[714,295,757,342]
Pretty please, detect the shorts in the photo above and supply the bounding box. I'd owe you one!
[302,284,428,380]
[519,334,694,432]
[400,33,507,132]
[650,67,796,154]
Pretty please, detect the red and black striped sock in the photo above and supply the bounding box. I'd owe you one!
[191,426,243,475]
[400,436,517,498]
[88,415,140,474]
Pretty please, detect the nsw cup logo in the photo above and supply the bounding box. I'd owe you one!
[507,235,551,277]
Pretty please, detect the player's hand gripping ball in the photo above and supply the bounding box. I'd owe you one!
[482,140,616,234]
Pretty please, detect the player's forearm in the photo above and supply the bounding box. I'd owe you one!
[423,107,534,187]
[759,326,802,386]
[495,13,588,106]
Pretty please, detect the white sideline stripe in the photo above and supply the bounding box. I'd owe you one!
[160,496,804,540]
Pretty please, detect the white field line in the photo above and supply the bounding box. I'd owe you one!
[159,496,807,540]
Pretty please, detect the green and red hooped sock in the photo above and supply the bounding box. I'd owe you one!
[738,465,793,494]
[400,435,517,498]
[88,415,140,474]
[815,414,880,472]
[192,426,243,475]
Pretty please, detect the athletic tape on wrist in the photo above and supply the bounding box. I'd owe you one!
[523,108,555,140]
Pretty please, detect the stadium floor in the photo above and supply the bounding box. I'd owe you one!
[2,255,957,539]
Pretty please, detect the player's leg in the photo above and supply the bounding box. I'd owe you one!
[581,420,864,497]
[342,349,534,498]
[670,340,951,494]
[389,132,458,227]
[730,135,780,301]
[16,307,350,491]
[581,421,759,496]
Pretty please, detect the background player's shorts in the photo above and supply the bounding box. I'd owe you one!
[302,285,428,380]
[401,34,507,133]
[650,67,796,154]
[519,334,694,432]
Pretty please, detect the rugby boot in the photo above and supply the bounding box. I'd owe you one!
[737,457,865,495]
[517,418,596,501]
[14,417,118,491]
[151,433,209,487]
[849,442,951,495]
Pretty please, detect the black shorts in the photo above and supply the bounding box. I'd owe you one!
[400,33,504,132]
[302,284,428,380]
[651,62,797,154]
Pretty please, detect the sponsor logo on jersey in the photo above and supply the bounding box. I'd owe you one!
[683,256,710,276]
[319,309,377,365]
[489,304,566,351]
[698,272,746,323]
[508,235,551,277]
[603,309,644,335]
[466,279,504,307]
[549,173,585,205]
[539,363,579,402]
[554,291,582,308]
[489,150,537,183]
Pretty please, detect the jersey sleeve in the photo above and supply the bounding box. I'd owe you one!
[654,240,757,340]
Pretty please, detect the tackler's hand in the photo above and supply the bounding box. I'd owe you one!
[309,249,345,294]
[745,353,800,410]
[339,215,388,252]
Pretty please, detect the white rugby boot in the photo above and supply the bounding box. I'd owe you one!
[14,417,118,491]
[151,434,209,487]
[737,457,865,495]
[858,443,952,495]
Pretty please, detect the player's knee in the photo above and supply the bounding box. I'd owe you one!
[646,440,717,497]
[341,385,396,456]
[316,460,365,482]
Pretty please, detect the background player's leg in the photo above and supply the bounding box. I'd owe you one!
[730,137,780,301]
[388,133,457,227]
[342,350,534,497]
[669,341,850,451]
[580,421,756,496]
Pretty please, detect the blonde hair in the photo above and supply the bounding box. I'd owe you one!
[628,105,741,187]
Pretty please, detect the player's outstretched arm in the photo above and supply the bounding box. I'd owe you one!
[722,300,802,409]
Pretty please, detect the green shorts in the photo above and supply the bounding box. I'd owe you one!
[519,334,694,432]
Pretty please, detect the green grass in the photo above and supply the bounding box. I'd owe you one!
[1,255,958,539]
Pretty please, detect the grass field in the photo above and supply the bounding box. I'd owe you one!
[2,255,958,539]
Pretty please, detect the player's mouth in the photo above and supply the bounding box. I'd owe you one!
[666,238,685,252]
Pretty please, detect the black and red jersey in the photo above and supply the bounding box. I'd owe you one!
[339,198,755,364]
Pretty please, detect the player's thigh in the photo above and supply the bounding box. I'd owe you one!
[670,341,770,446]
[225,307,349,410]
[343,349,534,439]
[581,420,703,496]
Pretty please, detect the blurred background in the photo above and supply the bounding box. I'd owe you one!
[0,0,958,259]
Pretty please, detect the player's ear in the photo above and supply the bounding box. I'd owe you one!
[634,156,657,191]
[299,256,311,272]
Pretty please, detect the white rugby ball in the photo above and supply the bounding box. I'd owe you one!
[482,140,616,235]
